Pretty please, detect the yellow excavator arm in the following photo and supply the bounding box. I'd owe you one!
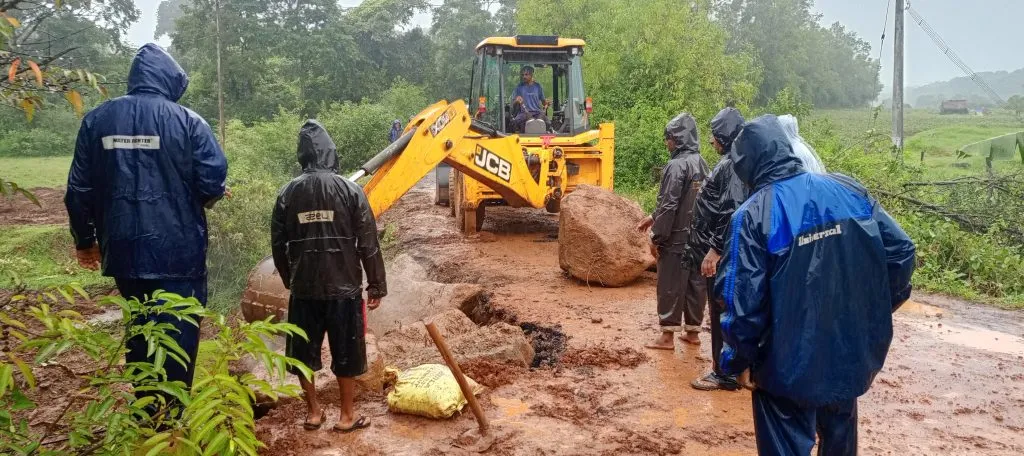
[355,99,560,218]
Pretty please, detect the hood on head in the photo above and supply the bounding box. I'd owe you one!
[297,120,339,172]
[665,112,700,157]
[778,114,804,138]
[127,44,188,101]
[730,115,805,190]
[711,107,745,153]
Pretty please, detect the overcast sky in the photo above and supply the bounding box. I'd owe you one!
[126,0,1024,88]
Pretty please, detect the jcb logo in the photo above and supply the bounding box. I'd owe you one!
[429,108,456,137]
[474,146,512,182]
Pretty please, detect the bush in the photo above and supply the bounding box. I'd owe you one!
[899,213,1024,307]
[0,285,310,455]
[0,108,80,158]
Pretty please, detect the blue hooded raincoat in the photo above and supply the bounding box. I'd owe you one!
[65,44,227,280]
[715,115,916,408]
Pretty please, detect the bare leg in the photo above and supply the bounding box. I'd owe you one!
[298,375,323,427]
[335,376,356,429]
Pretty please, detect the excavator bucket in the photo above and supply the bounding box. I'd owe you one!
[239,256,288,323]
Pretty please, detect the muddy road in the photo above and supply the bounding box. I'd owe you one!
[253,178,1024,455]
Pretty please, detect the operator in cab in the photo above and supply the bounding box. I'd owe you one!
[511,65,550,133]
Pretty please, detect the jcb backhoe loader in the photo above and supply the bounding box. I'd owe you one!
[240,36,615,322]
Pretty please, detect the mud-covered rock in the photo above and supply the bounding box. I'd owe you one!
[378,309,534,369]
[367,254,486,336]
[558,185,656,287]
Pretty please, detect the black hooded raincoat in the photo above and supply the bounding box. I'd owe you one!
[271,120,387,300]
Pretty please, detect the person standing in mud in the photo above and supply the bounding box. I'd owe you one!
[638,112,709,350]
[65,44,227,416]
[271,120,387,433]
[716,115,916,455]
[686,107,748,392]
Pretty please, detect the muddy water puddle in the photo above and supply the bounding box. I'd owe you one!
[898,300,1024,356]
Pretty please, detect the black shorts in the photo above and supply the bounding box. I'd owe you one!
[285,296,367,378]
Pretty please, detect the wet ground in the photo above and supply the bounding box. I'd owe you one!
[254,178,1024,455]
[0,188,69,226]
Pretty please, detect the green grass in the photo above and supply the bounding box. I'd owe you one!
[811,108,1024,144]
[0,156,72,188]
[904,125,1024,180]
[0,224,111,290]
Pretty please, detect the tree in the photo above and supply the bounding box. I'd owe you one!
[154,0,186,40]
[0,1,133,121]
[713,0,881,108]
[429,0,499,100]
[1008,95,1024,117]
[169,0,433,122]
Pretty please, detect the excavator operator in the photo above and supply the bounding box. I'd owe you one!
[511,65,551,133]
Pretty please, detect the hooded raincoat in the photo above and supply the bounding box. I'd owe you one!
[688,107,749,262]
[271,120,387,301]
[686,107,749,380]
[652,113,709,332]
[64,44,227,279]
[715,115,916,406]
[652,113,709,252]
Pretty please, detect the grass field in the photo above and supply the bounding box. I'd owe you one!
[811,109,1024,180]
[0,224,110,290]
[0,156,72,188]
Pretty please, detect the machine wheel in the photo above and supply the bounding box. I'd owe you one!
[452,170,485,234]
[435,164,451,207]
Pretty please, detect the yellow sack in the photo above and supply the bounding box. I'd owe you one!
[386,364,484,419]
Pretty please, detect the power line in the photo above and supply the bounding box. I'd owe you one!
[906,2,1006,106]
[877,0,892,63]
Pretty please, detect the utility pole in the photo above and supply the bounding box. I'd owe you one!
[892,0,905,158]
[215,0,226,148]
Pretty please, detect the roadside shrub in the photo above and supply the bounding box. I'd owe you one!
[899,213,1024,306]
[0,108,80,158]
[0,284,310,455]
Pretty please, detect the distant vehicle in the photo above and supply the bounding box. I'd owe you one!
[940,99,969,115]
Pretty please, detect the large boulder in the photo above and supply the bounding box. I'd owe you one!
[559,185,656,287]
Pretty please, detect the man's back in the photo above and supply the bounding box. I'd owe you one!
[65,44,227,279]
[717,116,915,407]
[271,121,386,301]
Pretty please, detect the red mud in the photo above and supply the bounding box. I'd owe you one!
[250,178,1024,455]
[0,188,68,226]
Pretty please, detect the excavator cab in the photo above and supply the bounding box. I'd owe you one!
[470,36,590,136]
[429,36,614,233]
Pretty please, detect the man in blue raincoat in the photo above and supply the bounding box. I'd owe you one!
[64,44,228,402]
[715,115,915,455]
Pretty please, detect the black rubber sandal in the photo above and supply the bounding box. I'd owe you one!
[334,416,370,433]
[303,411,327,431]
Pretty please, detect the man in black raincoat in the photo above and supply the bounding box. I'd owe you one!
[716,115,915,455]
[271,120,387,432]
[687,107,748,391]
[638,113,710,349]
